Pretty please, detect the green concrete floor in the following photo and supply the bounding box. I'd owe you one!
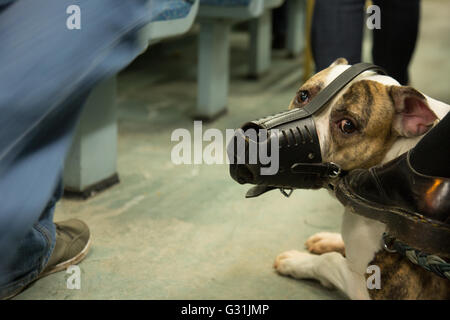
[16,0,450,299]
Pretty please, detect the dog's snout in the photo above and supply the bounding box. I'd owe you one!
[227,124,266,185]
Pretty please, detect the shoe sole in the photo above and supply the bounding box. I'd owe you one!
[3,234,92,300]
[38,236,92,279]
[335,180,450,257]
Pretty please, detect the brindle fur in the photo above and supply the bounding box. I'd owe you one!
[327,80,398,170]
[367,250,450,300]
[291,77,399,171]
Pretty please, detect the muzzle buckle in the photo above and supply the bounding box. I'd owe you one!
[280,188,293,198]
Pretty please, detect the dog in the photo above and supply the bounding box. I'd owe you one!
[272,58,450,300]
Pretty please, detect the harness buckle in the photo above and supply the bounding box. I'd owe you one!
[328,162,342,178]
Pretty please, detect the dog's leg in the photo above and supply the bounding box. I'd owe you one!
[275,209,387,299]
[305,232,345,255]
[274,250,370,299]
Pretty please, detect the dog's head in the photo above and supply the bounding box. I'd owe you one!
[289,58,438,171]
[229,58,439,194]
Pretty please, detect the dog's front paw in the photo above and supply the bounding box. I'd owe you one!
[274,250,334,288]
[274,250,314,278]
[305,232,345,255]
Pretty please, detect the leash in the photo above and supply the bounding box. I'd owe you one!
[382,233,450,280]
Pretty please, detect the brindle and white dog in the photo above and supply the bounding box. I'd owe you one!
[273,58,450,300]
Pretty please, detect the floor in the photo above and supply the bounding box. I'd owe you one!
[16,0,450,299]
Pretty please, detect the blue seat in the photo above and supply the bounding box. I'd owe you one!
[140,0,199,45]
[199,0,274,19]
[64,0,199,197]
[285,0,306,58]
[201,0,251,4]
[195,0,284,119]
[154,0,195,21]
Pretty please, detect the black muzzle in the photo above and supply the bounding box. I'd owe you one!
[228,63,387,198]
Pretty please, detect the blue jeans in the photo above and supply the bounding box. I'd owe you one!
[0,0,166,298]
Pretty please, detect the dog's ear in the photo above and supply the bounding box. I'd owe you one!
[390,85,438,137]
[328,58,349,68]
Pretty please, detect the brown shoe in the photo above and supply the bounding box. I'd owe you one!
[335,151,450,257]
[39,218,91,278]
[4,219,91,299]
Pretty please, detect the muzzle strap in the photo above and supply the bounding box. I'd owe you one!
[254,63,387,130]
[291,162,343,178]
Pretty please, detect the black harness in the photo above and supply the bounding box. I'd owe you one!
[229,63,387,198]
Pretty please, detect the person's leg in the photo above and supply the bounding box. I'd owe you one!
[0,92,85,298]
[409,113,450,178]
[0,0,165,297]
[372,0,420,85]
[0,180,62,298]
[272,2,287,49]
[311,0,366,71]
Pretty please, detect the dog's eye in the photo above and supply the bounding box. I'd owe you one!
[298,90,309,102]
[338,119,356,134]
[295,90,309,105]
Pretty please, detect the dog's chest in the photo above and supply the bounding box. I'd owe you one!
[366,250,450,300]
